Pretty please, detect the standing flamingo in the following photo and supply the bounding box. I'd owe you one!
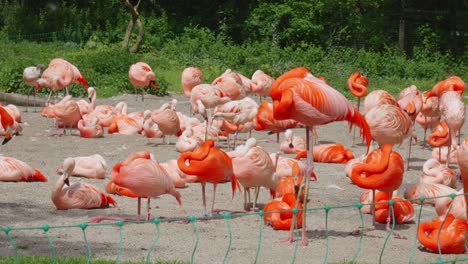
[362,90,398,115]
[439,91,465,164]
[251,70,275,100]
[270,67,371,246]
[227,138,276,211]
[347,71,369,144]
[23,64,45,112]
[181,66,203,97]
[36,58,88,103]
[253,101,300,143]
[129,62,157,101]
[177,139,241,216]
[457,139,468,218]
[52,158,115,210]
[423,76,465,100]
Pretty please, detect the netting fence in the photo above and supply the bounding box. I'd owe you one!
[2,192,468,264]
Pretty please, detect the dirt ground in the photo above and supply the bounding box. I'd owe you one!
[0,93,466,264]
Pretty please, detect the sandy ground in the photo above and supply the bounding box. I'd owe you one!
[0,93,466,264]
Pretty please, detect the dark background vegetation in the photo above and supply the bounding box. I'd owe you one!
[0,0,466,98]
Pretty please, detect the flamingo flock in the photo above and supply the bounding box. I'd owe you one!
[1,60,466,256]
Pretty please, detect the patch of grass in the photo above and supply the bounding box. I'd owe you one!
[0,256,187,264]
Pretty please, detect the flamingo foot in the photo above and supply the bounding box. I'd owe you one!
[279,231,295,244]
[146,212,152,221]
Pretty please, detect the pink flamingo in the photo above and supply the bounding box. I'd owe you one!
[108,102,143,135]
[228,138,276,211]
[41,95,82,134]
[432,145,459,165]
[57,154,107,180]
[295,143,355,164]
[151,102,181,144]
[23,64,45,112]
[86,102,122,128]
[415,112,440,142]
[37,58,88,103]
[362,90,398,115]
[420,158,457,188]
[111,151,183,221]
[160,159,189,188]
[128,62,157,101]
[0,156,47,182]
[251,70,275,99]
[181,66,203,97]
[435,188,466,220]
[52,158,115,210]
[212,69,252,99]
[175,127,201,153]
[270,153,308,180]
[76,87,97,116]
[280,129,306,154]
[423,76,465,100]
[428,121,450,148]
[78,116,104,138]
[439,91,465,164]
[458,139,468,218]
[271,67,371,245]
[142,119,164,138]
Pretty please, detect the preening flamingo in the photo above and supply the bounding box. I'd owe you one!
[142,119,164,138]
[347,71,368,144]
[36,58,88,103]
[52,158,115,210]
[56,154,107,180]
[270,66,371,246]
[0,156,47,182]
[128,62,157,101]
[41,95,82,134]
[77,116,104,138]
[177,139,241,216]
[151,102,181,144]
[181,66,203,97]
[23,64,45,112]
[415,112,440,142]
[175,127,201,153]
[418,214,468,254]
[110,151,183,221]
[362,90,398,115]
[264,193,303,230]
[227,138,276,211]
[251,70,275,98]
[0,105,16,144]
[253,101,300,143]
[423,76,465,100]
[428,121,449,148]
[373,191,414,224]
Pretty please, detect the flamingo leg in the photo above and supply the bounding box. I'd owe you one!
[352,98,361,145]
[276,133,280,144]
[372,189,376,226]
[211,183,218,215]
[137,197,141,221]
[406,136,412,171]
[146,198,152,220]
[252,186,260,212]
[299,126,314,247]
[201,182,208,216]
[243,187,248,211]
[385,192,406,239]
[446,128,452,166]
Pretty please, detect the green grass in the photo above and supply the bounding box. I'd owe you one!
[0,256,187,264]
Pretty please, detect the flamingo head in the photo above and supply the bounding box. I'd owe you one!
[150,80,157,90]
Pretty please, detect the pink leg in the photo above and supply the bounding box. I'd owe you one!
[201,182,208,216]
[146,198,152,220]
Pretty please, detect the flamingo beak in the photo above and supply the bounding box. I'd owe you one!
[88,96,92,102]
[2,131,12,145]
[64,177,70,186]
[289,142,294,148]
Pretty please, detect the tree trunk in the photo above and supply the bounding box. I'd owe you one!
[122,0,144,53]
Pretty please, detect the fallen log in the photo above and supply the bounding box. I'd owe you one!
[0,92,48,106]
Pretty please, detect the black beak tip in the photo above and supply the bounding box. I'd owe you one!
[64,178,70,186]
[2,138,11,145]
[289,143,294,148]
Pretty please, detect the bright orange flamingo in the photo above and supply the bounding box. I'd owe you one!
[347,71,369,144]
[458,139,468,218]
[373,191,414,225]
[0,106,15,144]
[418,214,468,254]
[295,143,354,164]
[52,158,115,210]
[349,144,404,232]
[428,121,449,148]
[181,66,203,98]
[177,139,241,216]
[264,193,303,231]
[423,76,465,101]
[253,101,300,143]
[129,62,157,101]
[0,156,47,182]
[270,66,371,246]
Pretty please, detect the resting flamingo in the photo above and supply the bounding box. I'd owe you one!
[0,105,16,144]
[270,67,371,246]
[280,129,306,154]
[175,127,201,153]
[108,102,143,135]
[415,112,440,142]
[128,62,157,101]
[177,139,241,216]
[52,158,115,210]
[251,70,275,99]
[228,138,276,211]
[295,143,354,164]
[56,154,107,180]
[77,116,104,138]
[23,64,45,112]
[76,87,97,116]
[181,66,203,97]
[373,191,414,225]
[418,214,468,254]
[0,156,47,182]
[264,193,303,231]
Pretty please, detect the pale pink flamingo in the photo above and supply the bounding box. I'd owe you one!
[0,156,47,182]
[270,153,307,179]
[404,182,457,206]
[37,58,88,103]
[107,102,143,135]
[160,159,189,188]
[23,64,45,112]
[458,139,468,218]
[151,102,181,144]
[251,70,275,98]
[176,111,201,133]
[271,67,371,245]
[52,158,115,210]
[181,66,203,97]
[56,154,107,180]
[41,95,82,134]
[398,85,420,100]
[0,106,15,144]
[175,127,201,153]
[228,138,276,211]
[432,145,459,165]
[128,62,157,101]
[76,87,97,116]
[86,102,122,127]
[415,112,440,142]
[435,188,466,220]
[212,69,252,99]
[362,90,398,115]
[142,119,164,138]
[439,91,465,164]
[280,129,306,154]
[77,116,104,138]
[420,158,457,188]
